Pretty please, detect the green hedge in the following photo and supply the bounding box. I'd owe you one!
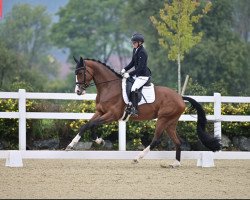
[0,98,249,150]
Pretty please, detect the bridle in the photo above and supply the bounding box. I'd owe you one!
[75,60,94,90]
[75,59,120,90]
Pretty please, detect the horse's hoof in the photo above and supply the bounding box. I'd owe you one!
[169,164,181,168]
[169,161,181,168]
[65,146,73,151]
[160,164,168,168]
[95,138,105,146]
[132,159,139,164]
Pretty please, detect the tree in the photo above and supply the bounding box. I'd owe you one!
[232,0,250,42]
[0,4,52,67]
[150,0,211,94]
[183,0,250,96]
[51,0,128,65]
[121,0,178,87]
[0,41,20,88]
[0,4,59,91]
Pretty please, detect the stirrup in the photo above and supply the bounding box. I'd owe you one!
[130,107,138,116]
[125,104,132,113]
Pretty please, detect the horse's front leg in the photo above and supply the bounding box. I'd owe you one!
[65,113,103,151]
[65,112,114,151]
[89,111,117,147]
[90,126,105,146]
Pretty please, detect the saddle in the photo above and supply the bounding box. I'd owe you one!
[126,77,150,102]
[120,77,155,121]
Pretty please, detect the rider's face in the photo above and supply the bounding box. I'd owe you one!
[132,41,139,48]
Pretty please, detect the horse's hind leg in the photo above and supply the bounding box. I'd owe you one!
[166,122,182,168]
[133,117,166,163]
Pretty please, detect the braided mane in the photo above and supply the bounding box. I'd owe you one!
[84,58,122,78]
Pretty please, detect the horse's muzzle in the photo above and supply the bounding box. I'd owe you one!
[75,85,86,95]
[76,89,86,95]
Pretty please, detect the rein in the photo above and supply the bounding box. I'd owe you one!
[75,60,121,89]
[76,78,121,88]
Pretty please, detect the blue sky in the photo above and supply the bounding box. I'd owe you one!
[3,0,68,22]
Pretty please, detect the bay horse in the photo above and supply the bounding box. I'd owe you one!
[66,56,221,167]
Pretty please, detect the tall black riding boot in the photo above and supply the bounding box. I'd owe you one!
[130,91,138,116]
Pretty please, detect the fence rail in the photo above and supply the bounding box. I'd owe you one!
[0,89,250,159]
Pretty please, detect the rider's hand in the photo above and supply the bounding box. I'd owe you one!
[123,72,130,79]
[120,69,126,75]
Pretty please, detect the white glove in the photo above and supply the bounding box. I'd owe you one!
[123,72,130,79]
[121,69,126,75]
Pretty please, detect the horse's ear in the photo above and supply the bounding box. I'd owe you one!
[73,56,79,64]
[80,57,84,66]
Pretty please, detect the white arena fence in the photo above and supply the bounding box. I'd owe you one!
[0,89,250,160]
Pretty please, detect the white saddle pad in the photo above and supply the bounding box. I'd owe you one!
[122,78,155,106]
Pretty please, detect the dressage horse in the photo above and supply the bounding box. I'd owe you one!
[66,56,221,167]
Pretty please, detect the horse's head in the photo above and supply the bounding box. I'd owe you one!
[73,56,93,95]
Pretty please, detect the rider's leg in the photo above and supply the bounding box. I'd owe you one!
[130,76,149,116]
[130,90,139,116]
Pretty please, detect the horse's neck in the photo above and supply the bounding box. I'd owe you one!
[89,61,122,98]
[89,60,117,82]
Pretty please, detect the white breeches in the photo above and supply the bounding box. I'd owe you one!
[131,76,149,91]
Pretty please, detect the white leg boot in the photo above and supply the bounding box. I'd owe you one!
[65,134,81,151]
[133,146,150,163]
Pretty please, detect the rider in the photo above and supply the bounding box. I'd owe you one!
[121,33,151,116]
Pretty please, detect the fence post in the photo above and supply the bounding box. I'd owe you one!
[118,121,126,151]
[214,93,221,139]
[18,89,26,150]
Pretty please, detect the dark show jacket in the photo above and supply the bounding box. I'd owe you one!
[124,45,151,77]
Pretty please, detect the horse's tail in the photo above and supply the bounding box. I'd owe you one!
[182,96,221,152]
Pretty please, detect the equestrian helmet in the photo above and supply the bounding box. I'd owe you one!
[131,33,144,43]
